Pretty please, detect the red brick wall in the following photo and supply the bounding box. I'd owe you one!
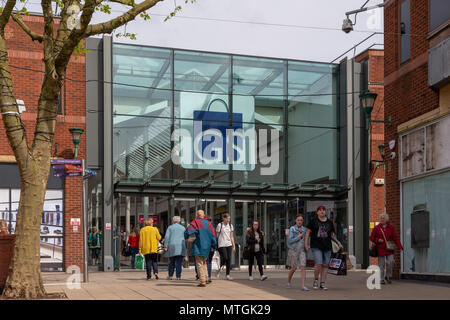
[384,0,440,278]
[0,235,15,291]
[0,15,85,272]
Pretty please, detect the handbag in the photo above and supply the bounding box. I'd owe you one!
[122,245,131,257]
[182,256,189,268]
[186,233,196,243]
[369,243,378,257]
[157,241,165,254]
[380,227,396,251]
[331,240,340,254]
[135,253,145,270]
[211,250,221,270]
[243,246,250,260]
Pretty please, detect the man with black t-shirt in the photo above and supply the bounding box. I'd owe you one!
[305,205,343,290]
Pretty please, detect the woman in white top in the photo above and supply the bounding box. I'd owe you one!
[215,213,236,280]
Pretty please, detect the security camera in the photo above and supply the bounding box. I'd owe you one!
[342,18,354,33]
[390,152,396,159]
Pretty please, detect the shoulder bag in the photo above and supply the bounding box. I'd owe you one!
[380,227,396,251]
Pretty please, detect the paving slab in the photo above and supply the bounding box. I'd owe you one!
[41,269,450,300]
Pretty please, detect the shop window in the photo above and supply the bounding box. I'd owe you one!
[401,128,425,178]
[402,170,450,274]
[401,116,450,179]
[3,188,64,271]
[430,0,450,33]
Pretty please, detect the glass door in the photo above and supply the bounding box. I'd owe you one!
[265,201,286,265]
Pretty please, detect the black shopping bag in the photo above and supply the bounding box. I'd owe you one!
[327,251,347,276]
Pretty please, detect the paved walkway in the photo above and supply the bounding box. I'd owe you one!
[42,268,450,300]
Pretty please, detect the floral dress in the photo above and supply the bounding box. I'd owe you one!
[286,227,306,268]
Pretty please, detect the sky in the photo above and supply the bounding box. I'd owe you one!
[24,0,385,63]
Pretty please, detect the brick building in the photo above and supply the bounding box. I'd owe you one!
[355,49,386,267]
[384,0,449,280]
[0,14,85,273]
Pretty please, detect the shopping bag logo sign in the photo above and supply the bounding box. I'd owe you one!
[193,98,243,165]
[329,258,342,269]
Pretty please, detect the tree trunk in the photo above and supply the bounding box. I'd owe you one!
[2,158,50,299]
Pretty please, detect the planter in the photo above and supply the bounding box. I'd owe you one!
[0,235,15,292]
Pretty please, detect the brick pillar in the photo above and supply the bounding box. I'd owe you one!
[64,176,83,272]
[0,235,15,292]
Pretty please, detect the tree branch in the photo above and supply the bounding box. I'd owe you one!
[109,0,135,6]
[85,0,163,36]
[0,0,17,30]
[11,15,44,42]
[0,36,30,165]
[55,0,83,55]
[41,0,55,41]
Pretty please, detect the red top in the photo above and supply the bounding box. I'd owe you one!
[370,223,403,256]
[128,234,140,248]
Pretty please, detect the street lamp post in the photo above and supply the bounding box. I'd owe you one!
[359,91,392,268]
[68,127,88,282]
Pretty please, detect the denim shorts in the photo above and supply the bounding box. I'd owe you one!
[311,248,332,266]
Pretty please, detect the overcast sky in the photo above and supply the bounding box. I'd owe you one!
[27,0,385,63]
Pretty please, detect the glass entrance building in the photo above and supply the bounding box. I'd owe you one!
[85,36,350,270]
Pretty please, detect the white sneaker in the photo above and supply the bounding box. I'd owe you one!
[226,275,233,281]
[261,275,268,281]
[249,276,253,280]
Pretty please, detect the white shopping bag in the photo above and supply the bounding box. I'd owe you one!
[211,250,221,270]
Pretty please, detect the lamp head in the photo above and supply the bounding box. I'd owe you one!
[69,127,84,144]
[359,91,378,119]
[342,18,354,33]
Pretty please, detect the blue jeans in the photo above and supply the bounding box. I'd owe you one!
[311,248,332,266]
[169,256,184,278]
[130,247,139,269]
[144,253,158,279]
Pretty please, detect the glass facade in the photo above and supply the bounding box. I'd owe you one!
[112,43,339,185]
[111,43,342,266]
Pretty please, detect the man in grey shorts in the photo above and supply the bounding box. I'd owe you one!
[305,206,343,290]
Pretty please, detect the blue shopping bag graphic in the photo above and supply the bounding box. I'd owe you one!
[193,98,242,164]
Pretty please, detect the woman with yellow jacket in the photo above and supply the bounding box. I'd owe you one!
[139,218,162,280]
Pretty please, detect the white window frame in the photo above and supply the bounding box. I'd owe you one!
[399,114,450,182]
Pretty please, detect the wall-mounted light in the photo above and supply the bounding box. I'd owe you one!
[359,91,392,129]
[69,127,84,158]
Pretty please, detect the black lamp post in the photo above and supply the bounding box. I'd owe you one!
[69,127,84,158]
